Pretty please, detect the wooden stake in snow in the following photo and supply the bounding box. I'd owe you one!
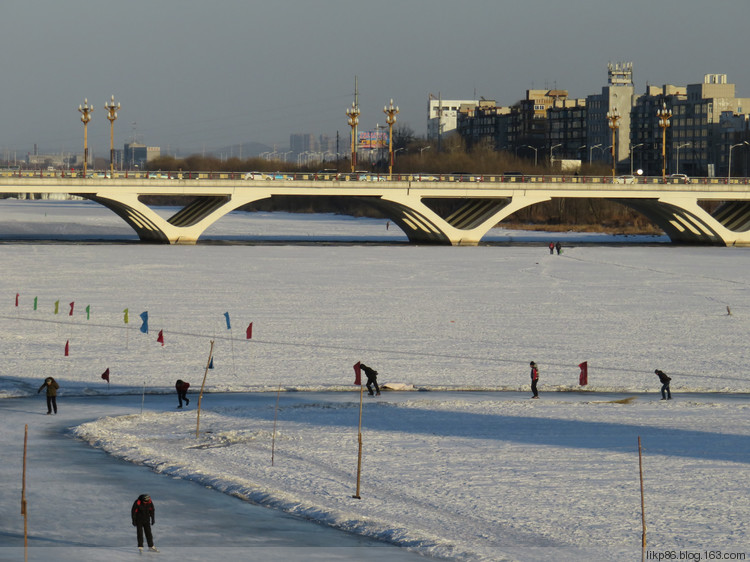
[196,340,215,438]
[22,424,28,562]
[639,436,647,558]
[271,384,281,466]
[352,382,364,499]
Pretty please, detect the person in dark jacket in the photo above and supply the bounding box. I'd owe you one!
[655,369,672,400]
[131,494,158,552]
[175,379,190,408]
[37,377,59,414]
[359,363,380,396]
[530,361,539,399]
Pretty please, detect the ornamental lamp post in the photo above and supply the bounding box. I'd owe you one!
[346,102,360,173]
[78,99,94,178]
[606,108,621,180]
[104,95,120,175]
[383,99,399,178]
[657,102,672,181]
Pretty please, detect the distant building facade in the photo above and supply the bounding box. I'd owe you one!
[452,64,750,177]
[124,143,160,169]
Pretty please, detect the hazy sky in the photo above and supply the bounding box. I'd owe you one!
[2,0,748,157]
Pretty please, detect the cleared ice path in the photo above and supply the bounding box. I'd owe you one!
[0,394,433,562]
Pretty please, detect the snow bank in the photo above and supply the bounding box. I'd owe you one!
[73,394,750,561]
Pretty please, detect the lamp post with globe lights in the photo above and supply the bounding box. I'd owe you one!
[78,99,94,177]
[606,108,621,180]
[383,99,399,178]
[346,102,360,173]
[657,102,672,181]
[104,96,120,175]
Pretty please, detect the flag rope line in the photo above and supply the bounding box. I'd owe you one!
[0,313,738,382]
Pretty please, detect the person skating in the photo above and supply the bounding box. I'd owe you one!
[359,363,380,396]
[529,361,539,399]
[175,379,190,408]
[131,494,158,552]
[655,369,672,400]
[37,377,59,414]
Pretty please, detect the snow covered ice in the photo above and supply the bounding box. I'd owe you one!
[1,199,749,561]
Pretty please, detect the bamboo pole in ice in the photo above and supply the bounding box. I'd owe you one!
[196,340,215,438]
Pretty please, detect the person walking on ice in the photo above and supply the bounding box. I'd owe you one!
[359,363,380,396]
[529,361,540,399]
[175,379,190,408]
[37,377,59,414]
[131,494,158,552]
[655,369,672,400]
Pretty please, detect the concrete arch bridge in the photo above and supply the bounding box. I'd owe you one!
[2,173,750,245]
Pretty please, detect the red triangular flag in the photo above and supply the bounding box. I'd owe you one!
[353,361,362,385]
[69,302,75,316]
[578,361,588,386]
[64,340,69,356]
[157,330,164,346]
[15,293,19,307]
[101,368,110,382]
[246,322,253,339]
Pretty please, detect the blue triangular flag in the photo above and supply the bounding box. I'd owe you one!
[139,311,149,334]
[223,312,231,330]
[209,356,214,369]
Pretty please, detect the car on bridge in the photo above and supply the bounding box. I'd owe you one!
[668,173,691,183]
[614,175,638,184]
[243,171,274,180]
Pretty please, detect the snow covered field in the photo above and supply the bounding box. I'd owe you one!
[1,199,749,561]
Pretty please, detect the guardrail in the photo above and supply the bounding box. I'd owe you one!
[1,169,749,186]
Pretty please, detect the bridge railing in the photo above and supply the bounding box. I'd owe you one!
[1,169,749,186]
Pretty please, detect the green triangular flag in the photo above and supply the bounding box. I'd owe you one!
[123,308,129,324]
[86,305,90,320]
[54,300,59,314]
[33,297,38,311]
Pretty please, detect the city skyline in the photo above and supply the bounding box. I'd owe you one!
[1,0,748,157]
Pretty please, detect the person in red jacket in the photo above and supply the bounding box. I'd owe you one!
[131,494,158,552]
[175,379,190,408]
[529,361,539,399]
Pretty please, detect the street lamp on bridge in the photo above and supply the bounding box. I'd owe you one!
[383,99,399,178]
[345,102,360,173]
[78,99,94,177]
[728,141,749,181]
[630,143,644,175]
[657,102,672,181]
[606,109,621,180]
[104,95,120,175]
[524,145,538,167]
[589,144,601,164]
[675,142,691,175]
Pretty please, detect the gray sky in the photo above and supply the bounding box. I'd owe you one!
[2,0,748,158]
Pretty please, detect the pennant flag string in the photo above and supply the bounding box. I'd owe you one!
[139,311,149,334]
